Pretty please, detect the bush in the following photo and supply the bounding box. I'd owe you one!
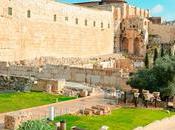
[18,120,53,130]
[128,55,175,98]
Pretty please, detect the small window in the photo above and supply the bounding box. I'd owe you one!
[85,19,88,26]
[65,16,68,21]
[75,18,78,24]
[8,7,12,16]
[54,14,57,22]
[145,21,147,25]
[101,22,103,28]
[108,23,110,28]
[93,21,96,27]
[27,10,31,18]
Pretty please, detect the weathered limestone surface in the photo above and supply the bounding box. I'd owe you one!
[149,24,175,43]
[4,112,32,130]
[0,63,122,87]
[0,0,114,61]
[134,115,175,130]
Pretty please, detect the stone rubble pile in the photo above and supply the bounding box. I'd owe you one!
[80,105,111,116]
[61,88,92,97]
[8,54,125,69]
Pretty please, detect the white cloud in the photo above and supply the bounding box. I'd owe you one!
[151,4,164,14]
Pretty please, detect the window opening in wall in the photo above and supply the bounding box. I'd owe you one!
[101,22,103,28]
[65,16,68,21]
[27,10,31,18]
[108,23,110,28]
[54,14,57,22]
[8,7,12,16]
[145,21,147,25]
[93,21,96,27]
[75,18,78,24]
[85,19,88,26]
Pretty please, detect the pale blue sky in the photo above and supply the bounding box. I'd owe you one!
[127,0,175,21]
[57,0,175,21]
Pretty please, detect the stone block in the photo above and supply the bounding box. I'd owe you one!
[4,112,32,130]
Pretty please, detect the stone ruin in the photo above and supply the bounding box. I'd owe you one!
[79,105,111,116]
[4,112,32,130]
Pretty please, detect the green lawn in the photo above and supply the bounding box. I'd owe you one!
[0,92,75,113]
[54,108,175,130]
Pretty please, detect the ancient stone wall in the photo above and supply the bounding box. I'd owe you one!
[149,23,175,43]
[0,63,123,88]
[0,0,114,61]
[113,3,149,20]
[119,17,149,56]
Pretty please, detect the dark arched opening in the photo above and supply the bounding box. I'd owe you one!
[134,38,140,55]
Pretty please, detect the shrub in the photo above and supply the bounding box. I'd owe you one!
[18,120,53,130]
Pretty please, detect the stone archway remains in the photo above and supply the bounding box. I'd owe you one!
[122,37,129,53]
[134,37,140,56]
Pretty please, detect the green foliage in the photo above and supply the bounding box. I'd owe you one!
[18,120,53,130]
[168,48,172,56]
[128,55,175,98]
[153,48,158,65]
[160,46,165,57]
[53,108,175,130]
[144,53,149,68]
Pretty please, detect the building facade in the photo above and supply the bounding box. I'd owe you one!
[0,0,174,62]
[0,0,114,61]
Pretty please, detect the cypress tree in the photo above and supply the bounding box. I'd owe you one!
[168,48,172,56]
[160,46,164,57]
[144,53,149,68]
[153,48,158,65]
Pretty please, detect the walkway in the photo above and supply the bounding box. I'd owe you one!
[0,94,112,129]
[134,115,175,130]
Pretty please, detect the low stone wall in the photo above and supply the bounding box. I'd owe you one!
[0,62,129,89]
[134,115,175,130]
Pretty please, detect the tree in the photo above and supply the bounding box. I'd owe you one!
[168,48,172,56]
[153,48,158,65]
[160,46,164,57]
[144,53,149,68]
[128,55,175,98]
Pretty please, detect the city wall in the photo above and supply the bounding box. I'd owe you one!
[113,3,149,20]
[149,23,175,43]
[0,0,114,61]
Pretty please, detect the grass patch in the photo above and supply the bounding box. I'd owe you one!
[0,92,75,113]
[54,108,175,130]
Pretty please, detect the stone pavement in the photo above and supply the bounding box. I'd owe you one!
[0,94,112,129]
[134,115,175,130]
